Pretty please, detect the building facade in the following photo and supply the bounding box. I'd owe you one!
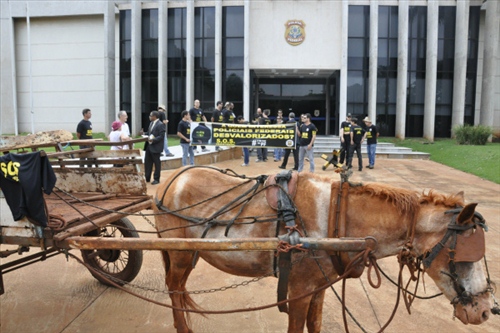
[1,0,499,140]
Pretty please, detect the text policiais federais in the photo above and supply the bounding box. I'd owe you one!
[213,126,295,140]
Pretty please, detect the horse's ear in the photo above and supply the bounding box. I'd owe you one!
[455,191,465,202]
[457,203,478,225]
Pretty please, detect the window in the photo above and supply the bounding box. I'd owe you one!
[377,6,398,136]
[406,6,427,137]
[222,6,244,115]
[194,7,216,111]
[347,6,369,119]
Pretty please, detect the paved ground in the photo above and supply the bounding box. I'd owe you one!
[1,152,499,333]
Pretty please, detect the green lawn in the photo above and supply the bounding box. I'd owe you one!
[379,137,500,184]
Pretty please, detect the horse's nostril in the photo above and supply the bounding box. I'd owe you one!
[482,310,490,321]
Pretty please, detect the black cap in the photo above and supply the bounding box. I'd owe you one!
[347,113,352,117]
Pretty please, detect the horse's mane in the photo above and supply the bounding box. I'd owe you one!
[350,182,420,216]
[418,189,465,207]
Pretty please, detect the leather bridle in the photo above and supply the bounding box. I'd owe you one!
[422,207,493,308]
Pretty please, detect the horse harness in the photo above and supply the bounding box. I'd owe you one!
[420,207,498,312]
[267,170,368,313]
[265,170,300,313]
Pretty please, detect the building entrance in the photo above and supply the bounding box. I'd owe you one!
[252,72,338,135]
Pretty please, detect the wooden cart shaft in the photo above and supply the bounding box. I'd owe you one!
[58,236,375,252]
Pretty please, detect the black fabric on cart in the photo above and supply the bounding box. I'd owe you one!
[0,151,56,227]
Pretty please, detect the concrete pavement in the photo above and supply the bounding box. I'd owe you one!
[1,155,499,333]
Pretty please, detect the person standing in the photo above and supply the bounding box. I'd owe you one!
[109,120,130,150]
[256,109,271,162]
[297,113,317,173]
[116,110,131,137]
[109,120,131,167]
[157,104,174,157]
[177,110,195,166]
[223,102,236,124]
[339,113,352,165]
[347,117,365,171]
[363,117,378,169]
[76,108,93,147]
[273,114,284,162]
[189,99,209,153]
[237,115,250,166]
[76,108,94,167]
[144,111,165,185]
[253,107,263,124]
[211,101,224,151]
[279,112,299,170]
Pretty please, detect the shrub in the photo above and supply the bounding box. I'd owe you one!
[453,124,493,145]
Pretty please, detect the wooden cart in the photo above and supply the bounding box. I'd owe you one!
[0,131,152,294]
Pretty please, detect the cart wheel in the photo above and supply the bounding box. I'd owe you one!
[81,218,143,286]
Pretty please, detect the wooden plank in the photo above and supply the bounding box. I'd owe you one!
[45,194,150,225]
[74,149,142,158]
[50,158,142,167]
[58,237,373,252]
[53,169,147,195]
[44,148,94,159]
[0,130,73,152]
[53,199,152,241]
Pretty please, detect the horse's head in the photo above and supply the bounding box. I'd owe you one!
[418,197,495,325]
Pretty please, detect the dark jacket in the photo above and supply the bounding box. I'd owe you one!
[144,120,166,154]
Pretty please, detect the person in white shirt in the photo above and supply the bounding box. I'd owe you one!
[109,121,131,150]
[117,110,131,137]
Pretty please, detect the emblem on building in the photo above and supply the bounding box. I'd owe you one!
[285,20,306,46]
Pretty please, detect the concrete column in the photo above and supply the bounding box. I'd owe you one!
[131,1,142,135]
[368,0,378,123]
[215,0,222,103]
[479,0,499,129]
[395,0,408,139]
[0,0,19,135]
[185,0,194,110]
[104,1,116,132]
[158,0,168,113]
[339,0,349,123]
[451,0,470,134]
[243,0,250,121]
[423,0,439,141]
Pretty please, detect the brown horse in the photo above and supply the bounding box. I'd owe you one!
[153,166,494,333]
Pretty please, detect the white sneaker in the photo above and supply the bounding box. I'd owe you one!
[241,163,249,167]
[305,157,310,162]
[255,159,262,162]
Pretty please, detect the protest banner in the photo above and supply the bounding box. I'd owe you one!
[190,122,297,149]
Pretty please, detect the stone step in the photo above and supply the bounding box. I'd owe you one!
[309,136,430,159]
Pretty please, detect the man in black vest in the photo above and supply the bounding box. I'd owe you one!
[347,117,365,171]
[339,113,352,165]
[279,112,299,170]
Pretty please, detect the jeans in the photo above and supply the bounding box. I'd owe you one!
[164,134,172,155]
[367,143,377,166]
[274,148,284,160]
[180,143,194,166]
[242,147,249,164]
[298,146,315,172]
